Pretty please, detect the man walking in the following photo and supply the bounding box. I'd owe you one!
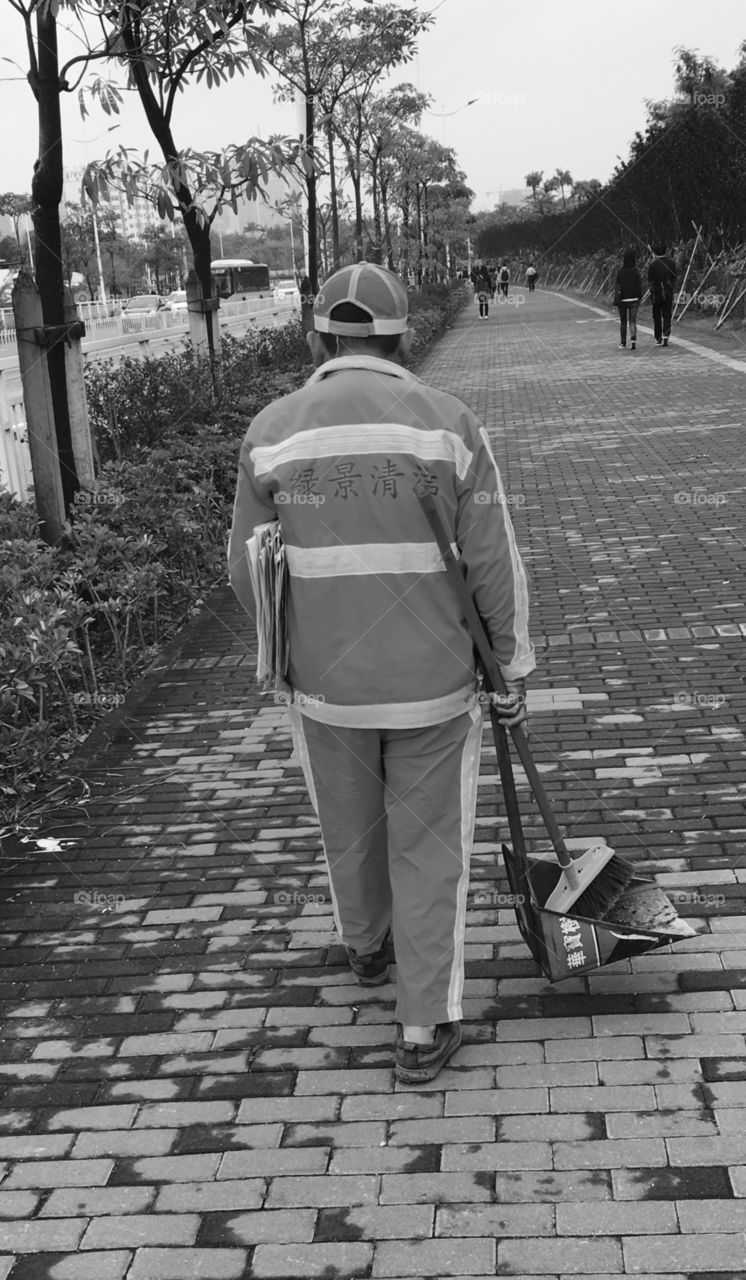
[648,243,677,346]
[228,264,535,1083]
[498,262,510,297]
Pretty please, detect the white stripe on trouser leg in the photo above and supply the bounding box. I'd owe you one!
[446,705,484,1021]
[287,705,343,937]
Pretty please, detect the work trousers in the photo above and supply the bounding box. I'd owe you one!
[288,705,483,1025]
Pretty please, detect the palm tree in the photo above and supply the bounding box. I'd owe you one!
[524,171,544,209]
[554,169,573,209]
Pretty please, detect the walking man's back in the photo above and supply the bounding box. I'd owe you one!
[228,264,535,1083]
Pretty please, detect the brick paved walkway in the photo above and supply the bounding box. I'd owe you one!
[1,290,746,1279]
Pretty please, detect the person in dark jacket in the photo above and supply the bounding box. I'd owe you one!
[615,248,643,350]
[648,243,677,346]
[474,264,492,319]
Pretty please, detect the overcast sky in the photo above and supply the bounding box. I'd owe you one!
[1,0,743,211]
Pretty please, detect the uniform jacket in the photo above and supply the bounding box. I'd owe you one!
[228,354,535,728]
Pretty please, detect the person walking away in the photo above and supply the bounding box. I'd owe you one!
[475,264,492,319]
[648,243,677,346]
[614,248,643,350]
[526,263,538,292]
[227,264,535,1083]
[499,263,510,297]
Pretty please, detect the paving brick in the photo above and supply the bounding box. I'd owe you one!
[444,1088,548,1116]
[605,1110,717,1138]
[667,1136,746,1165]
[7,1252,132,1280]
[71,1128,178,1158]
[556,1200,678,1234]
[119,1033,214,1057]
[218,1147,329,1178]
[441,1140,552,1170]
[40,1186,156,1217]
[436,1202,554,1236]
[294,1069,393,1094]
[119,1153,221,1183]
[622,1233,746,1272]
[4,1158,113,1188]
[373,1238,495,1275]
[379,1173,493,1204]
[44,1104,137,1131]
[497,1236,623,1274]
[127,1247,247,1279]
[264,1174,379,1208]
[0,1134,73,1160]
[200,1208,317,1244]
[134,1101,236,1128]
[676,1197,746,1231]
[545,1036,644,1062]
[81,1213,199,1249]
[612,1166,732,1200]
[388,1117,494,1145]
[340,1094,442,1121]
[554,1137,668,1168]
[315,1203,434,1240]
[251,1243,373,1278]
[0,1220,87,1251]
[282,1120,385,1147]
[154,1180,265,1213]
[237,1097,339,1123]
[0,1190,39,1217]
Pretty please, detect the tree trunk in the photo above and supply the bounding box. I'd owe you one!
[370,153,382,265]
[401,182,411,281]
[326,116,341,271]
[380,176,394,271]
[31,6,78,517]
[305,91,319,292]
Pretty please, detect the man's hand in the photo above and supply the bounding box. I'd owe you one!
[487,679,528,732]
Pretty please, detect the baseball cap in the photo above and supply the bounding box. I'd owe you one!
[313,264,409,337]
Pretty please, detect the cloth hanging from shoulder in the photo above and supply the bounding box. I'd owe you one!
[244,520,289,689]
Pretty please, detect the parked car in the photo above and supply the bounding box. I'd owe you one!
[166,289,188,315]
[272,278,300,301]
[123,294,168,316]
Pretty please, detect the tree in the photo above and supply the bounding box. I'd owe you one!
[524,170,544,209]
[553,168,573,209]
[81,0,296,357]
[259,1,431,278]
[360,83,429,265]
[6,0,83,519]
[0,192,33,260]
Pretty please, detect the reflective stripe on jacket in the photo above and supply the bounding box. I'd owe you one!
[228,354,535,727]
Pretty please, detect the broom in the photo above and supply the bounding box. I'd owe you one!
[419,494,635,920]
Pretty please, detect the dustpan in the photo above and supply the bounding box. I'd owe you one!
[490,630,697,983]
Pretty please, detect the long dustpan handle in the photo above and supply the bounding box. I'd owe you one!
[419,494,575,873]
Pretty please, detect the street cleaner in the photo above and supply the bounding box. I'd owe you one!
[228,264,535,1083]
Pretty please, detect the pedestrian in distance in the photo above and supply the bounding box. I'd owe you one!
[498,262,510,297]
[474,264,492,319]
[648,242,677,346]
[228,263,535,1084]
[614,248,643,350]
[526,263,538,292]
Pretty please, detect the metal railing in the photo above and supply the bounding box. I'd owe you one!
[0,370,32,501]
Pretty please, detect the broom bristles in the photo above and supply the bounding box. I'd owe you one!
[571,854,636,919]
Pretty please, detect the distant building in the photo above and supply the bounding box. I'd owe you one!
[62,167,161,239]
[212,168,303,237]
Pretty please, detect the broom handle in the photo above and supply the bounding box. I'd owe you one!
[419,495,576,873]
